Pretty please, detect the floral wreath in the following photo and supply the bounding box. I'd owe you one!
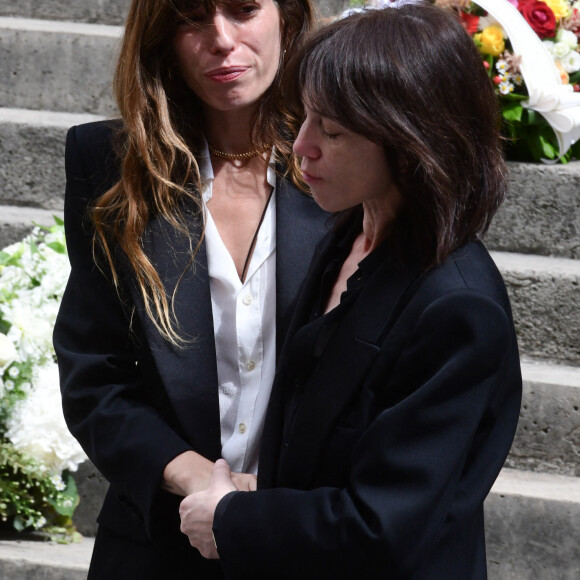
[0,219,86,541]
[347,0,580,162]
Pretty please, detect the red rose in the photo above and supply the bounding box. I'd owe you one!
[519,1,557,39]
[461,12,480,35]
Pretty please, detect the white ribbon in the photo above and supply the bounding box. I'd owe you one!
[475,0,580,157]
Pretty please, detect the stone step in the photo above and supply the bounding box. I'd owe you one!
[0,532,93,580]
[508,360,580,477]
[0,469,577,579]
[0,204,64,249]
[491,251,580,365]
[1,109,580,261]
[0,107,103,210]
[486,161,580,260]
[0,17,121,115]
[485,468,580,580]
[68,361,580,539]
[0,0,348,24]
[0,0,129,25]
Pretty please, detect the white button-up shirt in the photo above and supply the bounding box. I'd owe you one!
[199,146,276,474]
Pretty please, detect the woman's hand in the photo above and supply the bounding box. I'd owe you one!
[232,471,257,491]
[179,459,238,558]
[162,450,214,496]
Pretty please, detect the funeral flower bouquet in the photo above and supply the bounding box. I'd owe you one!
[436,0,580,161]
[0,219,86,541]
[350,0,580,162]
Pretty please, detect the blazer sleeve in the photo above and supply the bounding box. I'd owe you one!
[213,289,521,578]
[53,125,192,537]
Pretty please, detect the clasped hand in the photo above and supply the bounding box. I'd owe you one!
[180,459,255,559]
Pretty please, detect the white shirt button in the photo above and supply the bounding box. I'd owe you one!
[246,360,256,371]
[242,294,253,306]
[238,423,247,434]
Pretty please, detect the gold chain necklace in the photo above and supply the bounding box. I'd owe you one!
[208,144,270,161]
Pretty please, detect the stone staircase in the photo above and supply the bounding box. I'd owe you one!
[0,1,578,578]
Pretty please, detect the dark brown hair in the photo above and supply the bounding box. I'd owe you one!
[287,2,508,270]
[92,0,314,343]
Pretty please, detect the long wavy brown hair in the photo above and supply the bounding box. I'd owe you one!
[92,0,314,344]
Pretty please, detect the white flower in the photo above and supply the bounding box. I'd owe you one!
[8,366,19,378]
[559,50,580,73]
[5,363,87,474]
[553,42,572,60]
[556,29,578,50]
[50,474,66,491]
[543,40,556,56]
[499,80,514,95]
[3,301,53,362]
[0,334,17,369]
[496,60,509,74]
[5,380,14,391]
[512,73,524,86]
[34,516,47,529]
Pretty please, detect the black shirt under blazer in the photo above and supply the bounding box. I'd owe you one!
[53,120,328,579]
[213,224,522,580]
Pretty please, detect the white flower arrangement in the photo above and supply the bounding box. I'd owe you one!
[0,218,86,540]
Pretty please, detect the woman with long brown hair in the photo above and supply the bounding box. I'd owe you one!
[53,0,326,578]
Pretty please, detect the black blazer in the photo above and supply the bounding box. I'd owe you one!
[213,226,522,579]
[53,121,328,577]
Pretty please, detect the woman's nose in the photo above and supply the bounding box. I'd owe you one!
[208,13,235,54]
[293,121,320,159]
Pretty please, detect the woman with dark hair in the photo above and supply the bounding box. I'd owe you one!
[52,0,327,578]
[180,4,522,578]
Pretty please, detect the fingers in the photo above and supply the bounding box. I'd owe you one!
[209,459,237,493]
[212,458,232,478]
[231,471,257,491]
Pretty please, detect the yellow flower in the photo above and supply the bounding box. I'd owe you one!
[475,26,505,57]
[542,0,570,20]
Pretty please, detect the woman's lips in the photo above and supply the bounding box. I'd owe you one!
[206,66,248,82]
[301,169,321,184]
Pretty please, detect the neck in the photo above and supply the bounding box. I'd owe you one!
[204,105,259,153]
[360,201,398,254]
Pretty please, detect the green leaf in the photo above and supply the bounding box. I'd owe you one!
[539,134,557,159]
[49,472,79,517]
[502,101,524,122]
[46,242,66,254]
[13,516,26,532]
[499,93,528,102]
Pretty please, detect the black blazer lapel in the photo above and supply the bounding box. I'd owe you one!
[276,257,423,489]
[129,210,222,460]
[275,176,329,352]
[257,184,329,487]
[258,222,337,487]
